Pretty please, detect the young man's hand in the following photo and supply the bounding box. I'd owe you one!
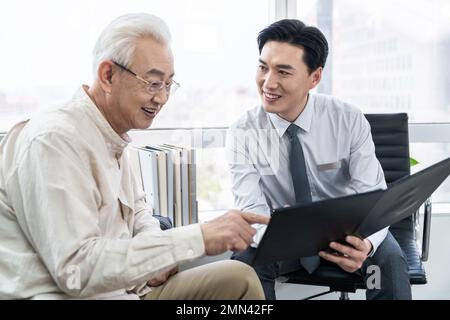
[318,236,373,273]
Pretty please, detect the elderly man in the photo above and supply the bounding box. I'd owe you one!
[0,13,267,300]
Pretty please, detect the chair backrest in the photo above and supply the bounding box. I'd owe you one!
[364,113,411,231]
[365,113,426,284]
[365,113,410,183]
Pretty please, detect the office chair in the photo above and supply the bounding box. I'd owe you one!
[282,113,432,300]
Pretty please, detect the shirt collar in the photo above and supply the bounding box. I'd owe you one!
[76,85,131,155]
[267,93,315,138]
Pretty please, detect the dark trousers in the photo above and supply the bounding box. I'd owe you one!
[231,232,412,300]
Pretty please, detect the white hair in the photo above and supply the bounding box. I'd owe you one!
[92,13,171,76]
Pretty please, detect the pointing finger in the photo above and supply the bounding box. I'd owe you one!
[241,212,270,225]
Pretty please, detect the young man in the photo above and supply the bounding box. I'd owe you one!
[227,19,411,300]
[0,13,268,300]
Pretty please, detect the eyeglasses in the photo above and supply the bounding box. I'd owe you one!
[113,61,180,95]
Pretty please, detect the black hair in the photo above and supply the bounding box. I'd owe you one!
[257,19,328,74]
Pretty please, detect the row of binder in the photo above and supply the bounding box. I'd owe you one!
[128,144,197,227]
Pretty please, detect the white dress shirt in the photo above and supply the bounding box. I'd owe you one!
[0,86,205,299]
[226,93,388,254]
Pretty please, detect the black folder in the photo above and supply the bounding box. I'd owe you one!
[252,157,450,266]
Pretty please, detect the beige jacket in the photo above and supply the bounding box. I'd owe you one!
[0,86,205,299]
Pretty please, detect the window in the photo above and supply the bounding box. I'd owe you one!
[0,0,271,132]
[4,1,449,211]
[410,142,450,203]
[297,0,450,123]
[297,0,450,207]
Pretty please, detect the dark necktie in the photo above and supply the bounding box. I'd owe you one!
[286,124,320,274]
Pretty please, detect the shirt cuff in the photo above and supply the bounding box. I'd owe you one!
[250,224,267,248]
[366,243,375,257]
[366,227,388,257]
[168,224,205,262]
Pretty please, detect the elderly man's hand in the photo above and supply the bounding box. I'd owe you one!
[147,266,179,287]
[318,236,372,273]
[200,210,270,256]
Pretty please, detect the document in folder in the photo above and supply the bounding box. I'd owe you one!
[252,157,450,266]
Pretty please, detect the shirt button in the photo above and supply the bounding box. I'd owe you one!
[187,249,194,257]
[147,264,153,271]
